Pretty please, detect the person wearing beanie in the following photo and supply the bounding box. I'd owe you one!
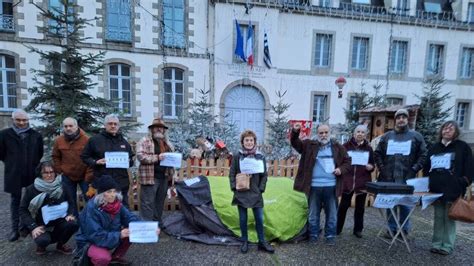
[76,175,160,265]
[374,108,427,238]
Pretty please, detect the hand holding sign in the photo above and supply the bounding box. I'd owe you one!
[129,221,159,243]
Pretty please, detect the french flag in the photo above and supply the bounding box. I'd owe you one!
[246,22,254,67]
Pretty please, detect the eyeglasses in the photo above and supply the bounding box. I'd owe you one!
[42,171,55,175]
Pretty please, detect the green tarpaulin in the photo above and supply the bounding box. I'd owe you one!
[208,176,307,243]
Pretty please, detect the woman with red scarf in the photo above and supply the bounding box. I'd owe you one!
[76,175,159,265]
[229,130,274,254]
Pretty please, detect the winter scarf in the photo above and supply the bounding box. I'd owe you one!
[28,175,63,218]
[64,128,81,142]
[101,200,121,220]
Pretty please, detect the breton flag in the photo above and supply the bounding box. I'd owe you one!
[263,31,272,69]
[234,20,246,62]
[246,22,254,67]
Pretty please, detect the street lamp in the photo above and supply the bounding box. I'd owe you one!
[335,76,346,99]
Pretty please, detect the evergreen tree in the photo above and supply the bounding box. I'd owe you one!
[415,78,452,148]
[265,90,293,160]
[341,82,382,136]
[26,0,116,145]
[168,88,239,158]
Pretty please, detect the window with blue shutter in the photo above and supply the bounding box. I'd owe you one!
[106,0,131,42]
[48,0,74,35]
[163,0,185,48]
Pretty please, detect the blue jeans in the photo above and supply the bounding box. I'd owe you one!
[308,186,337,239]
[238,206,265,243]
[387,205,412,233]
[62,175,89,217]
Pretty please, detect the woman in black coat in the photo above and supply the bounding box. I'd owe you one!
[19,161,78,256]
[229,130,274,254]
[423,121,473,256]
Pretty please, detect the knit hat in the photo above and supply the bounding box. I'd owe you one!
[94,175,119,194]
[394,108,409,119]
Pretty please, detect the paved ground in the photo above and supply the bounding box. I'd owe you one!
[0,163,473,265]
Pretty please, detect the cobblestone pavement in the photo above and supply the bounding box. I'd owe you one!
[0,164,473,265]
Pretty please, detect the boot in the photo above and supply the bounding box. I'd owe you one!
[258,241,275,254]
[240,241,248,253]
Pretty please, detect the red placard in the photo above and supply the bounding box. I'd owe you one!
[288,120,313,140]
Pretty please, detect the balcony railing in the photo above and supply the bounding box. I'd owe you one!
[0,14,14,32]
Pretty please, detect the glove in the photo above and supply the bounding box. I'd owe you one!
[86,184,97,199]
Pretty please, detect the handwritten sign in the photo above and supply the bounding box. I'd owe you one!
[160,153,183,168]
[105,152,129,169]
[320,158,335,173]
[239,158,264,174]
[129,221,159,243]
[386,140,412,155]
[42,202,68,225]
[373,194,420,209]
[406,177,429,193]
[430,153,452,170]
[348,151,369,166]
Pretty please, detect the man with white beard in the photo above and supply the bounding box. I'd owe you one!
[136,118,175,224]
[290,123,351,246]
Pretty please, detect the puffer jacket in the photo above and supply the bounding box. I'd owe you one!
[75,199,140,249]
[423,139,473,202]
[374,127,427,183]
[342,138,375,193]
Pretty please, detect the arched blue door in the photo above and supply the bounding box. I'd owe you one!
[225,85,265,143]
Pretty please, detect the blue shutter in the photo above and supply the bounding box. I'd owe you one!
[107,0,131,41]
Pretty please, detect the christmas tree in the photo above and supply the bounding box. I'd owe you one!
[415,78,452,148]
[26,0,117,145]
[265,90,293,159]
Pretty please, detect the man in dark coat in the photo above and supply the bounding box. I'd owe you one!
[0,109,43,241]
[290,123,351,246]
[81,114,134,207]
[374,108,427,237]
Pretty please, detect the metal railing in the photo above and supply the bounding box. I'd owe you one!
[0,14,14,32]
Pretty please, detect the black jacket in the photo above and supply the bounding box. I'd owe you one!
[229,152,268,208]
[19,180,75,231]
[423,139,473,202]
[0,128,43,194]
[374,127,427,183]
[81,130,134,189]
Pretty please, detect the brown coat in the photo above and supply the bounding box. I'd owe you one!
[52,129,92,182]
[290,130,351,197]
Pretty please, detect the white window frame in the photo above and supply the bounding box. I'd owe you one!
[389,40,408,74]
[386,97,404,106]
[0,54,16,110]
[163,67,184,119]
[468,3,474,23]
[109,64,132,116]
[312,94,328,123]
[314,34,332,68]
[460,47,474,79]
[456,102,470,129]
[351,37,369,71]
[426,44,444,76]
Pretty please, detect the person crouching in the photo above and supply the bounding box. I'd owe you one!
[76,175,159,265]
[19,161,79,255]
[229,130,274,254]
